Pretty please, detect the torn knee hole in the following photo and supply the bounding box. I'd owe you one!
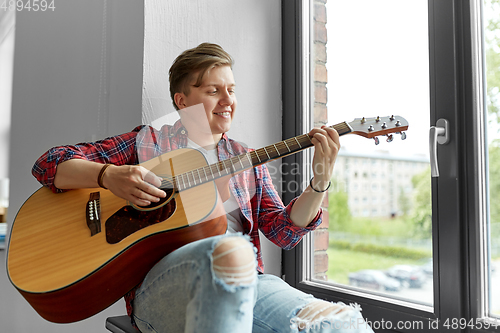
[296,301,350,324]
[212,237,256,285]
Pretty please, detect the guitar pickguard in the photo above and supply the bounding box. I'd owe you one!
[105,189,177,244]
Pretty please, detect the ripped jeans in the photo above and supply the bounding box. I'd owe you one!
[132,234,374,333]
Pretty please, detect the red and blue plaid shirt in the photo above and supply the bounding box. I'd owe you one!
[32,119,322,317]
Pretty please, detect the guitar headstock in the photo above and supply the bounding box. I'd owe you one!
[347,115,408,144]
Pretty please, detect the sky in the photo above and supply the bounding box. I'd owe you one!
[326,0,430,159]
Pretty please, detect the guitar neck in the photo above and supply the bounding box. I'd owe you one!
[171,122,353,192]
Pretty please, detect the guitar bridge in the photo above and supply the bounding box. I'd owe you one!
[86,192,101,236]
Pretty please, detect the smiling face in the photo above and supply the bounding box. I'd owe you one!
[174,65,237,142]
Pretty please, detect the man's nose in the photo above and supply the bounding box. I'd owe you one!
[219,90,234,106]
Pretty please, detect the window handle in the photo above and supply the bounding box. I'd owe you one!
[429,119,450,177]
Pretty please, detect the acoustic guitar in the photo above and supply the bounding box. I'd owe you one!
[7,116,408,323]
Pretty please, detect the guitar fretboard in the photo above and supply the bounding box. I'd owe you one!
[166,122,352,192]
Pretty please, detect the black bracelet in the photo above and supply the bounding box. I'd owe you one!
[310,177,331,193]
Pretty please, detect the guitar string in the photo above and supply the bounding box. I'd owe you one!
[160,124,353,190]
[159,123,353,190]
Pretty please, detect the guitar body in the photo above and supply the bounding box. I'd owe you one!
[7,148,228,323]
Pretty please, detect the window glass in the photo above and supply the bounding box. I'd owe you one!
[484,0,500,318]
[309,0,433,306]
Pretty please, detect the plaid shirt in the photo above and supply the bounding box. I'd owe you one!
[32,119,322,318]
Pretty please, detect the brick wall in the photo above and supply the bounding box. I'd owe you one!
[312,0,329,281]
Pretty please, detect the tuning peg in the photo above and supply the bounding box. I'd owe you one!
[374,137,380,145]
[386,134,394,143]
[401,132,407,140]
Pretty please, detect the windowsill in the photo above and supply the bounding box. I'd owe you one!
[299,279,434,314]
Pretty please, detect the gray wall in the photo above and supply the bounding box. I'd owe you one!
[2,0,282,332]
[3,0,145,332]
[0,9,14,206]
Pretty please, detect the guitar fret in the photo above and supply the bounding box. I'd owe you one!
[246,152,253,166]
[209,165,215,180]
[333,122,351,136]
[202,166,208,181]
[263,147,271,160]
[229,158,237,173]
[283,140,291,152]
[223,161,228,175]
[181,174,186,190]
[219,160,225,174]
[238,155,245,169]
[273,144,280,156]
[298,134,313,148]
[191,171,197,185]
[254,151,261,163]
[294,137,302,148]
[222,160,229,175]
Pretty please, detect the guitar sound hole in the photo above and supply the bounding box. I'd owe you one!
[105,188,177,244]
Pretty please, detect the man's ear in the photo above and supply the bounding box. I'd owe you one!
[174,92,187,110]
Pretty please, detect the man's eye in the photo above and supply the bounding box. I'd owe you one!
[208,91,217,95]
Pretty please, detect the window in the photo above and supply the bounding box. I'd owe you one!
[283,0,500,331]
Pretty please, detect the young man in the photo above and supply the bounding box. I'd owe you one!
[33,43,373,332]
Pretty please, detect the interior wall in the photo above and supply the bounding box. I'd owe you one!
[2,0,282,332]
[141,0,283,277]
[3,1,143,332]
[0,10,14,207]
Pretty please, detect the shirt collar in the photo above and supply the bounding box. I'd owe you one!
[172,119,188,138]
[218,133,235,155]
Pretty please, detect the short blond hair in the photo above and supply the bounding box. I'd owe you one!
[169,43,234,110]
